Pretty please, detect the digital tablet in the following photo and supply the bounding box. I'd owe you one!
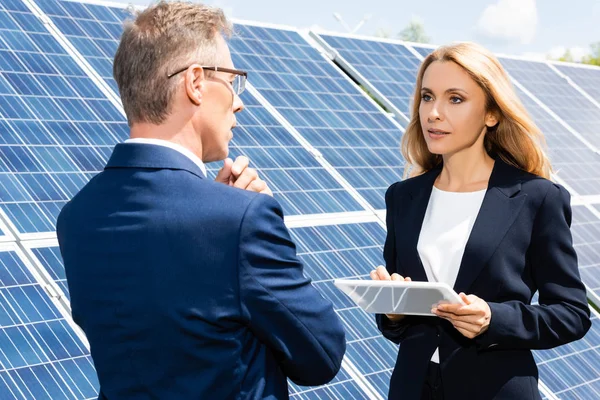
[333,279,465,316]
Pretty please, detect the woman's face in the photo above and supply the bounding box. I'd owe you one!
[419,60,498,157]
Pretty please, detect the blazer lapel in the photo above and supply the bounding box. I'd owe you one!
[396,168,441,282]
[453,161,526,294]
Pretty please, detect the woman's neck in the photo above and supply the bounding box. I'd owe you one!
[436,150,495,192]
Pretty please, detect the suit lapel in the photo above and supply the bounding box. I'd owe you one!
[396,168,441,283]
[453,161,526,294]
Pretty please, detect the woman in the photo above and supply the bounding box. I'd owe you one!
[370,42,591,400]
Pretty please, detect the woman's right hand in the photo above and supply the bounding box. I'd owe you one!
[369,265,412,322]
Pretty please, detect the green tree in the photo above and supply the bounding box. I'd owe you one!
[397,19,430,43]
[557,49,574,63]
[581,42,600,66]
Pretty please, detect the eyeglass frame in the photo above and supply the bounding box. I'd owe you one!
[167,65,247,96]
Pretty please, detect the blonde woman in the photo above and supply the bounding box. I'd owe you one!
[370,43,591,400]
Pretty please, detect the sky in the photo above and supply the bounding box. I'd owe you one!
[110,0,600,61]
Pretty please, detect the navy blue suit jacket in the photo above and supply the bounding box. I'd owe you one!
[56,143,346,399]
[377,159,591,400]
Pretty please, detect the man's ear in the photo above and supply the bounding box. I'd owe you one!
[184,65,205,106]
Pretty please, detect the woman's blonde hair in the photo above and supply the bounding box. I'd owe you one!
[401,42,551,179]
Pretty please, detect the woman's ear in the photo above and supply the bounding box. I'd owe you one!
[485,110,500,129]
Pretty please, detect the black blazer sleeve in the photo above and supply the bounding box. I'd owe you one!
[376,183,421,343]
[476,183,591,350]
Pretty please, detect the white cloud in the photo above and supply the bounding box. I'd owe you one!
[476,0,538,44]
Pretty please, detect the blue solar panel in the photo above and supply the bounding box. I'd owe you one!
[206,91,365,215]
[37,3,365,216]
[554,64,600,105]
[499,57,600,152]
[512,86,600,196]
[289,222,396,398]
[230,24,406,210]
[23,243,69,302]
[412,46,433,58]
[0,244,98,399]
[36,0,132,94]
[571,206,600,300]
[317,33,422,117]
[532,294,600,399]
[0,1,128,237]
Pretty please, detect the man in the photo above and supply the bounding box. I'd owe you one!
[56,2,345,399]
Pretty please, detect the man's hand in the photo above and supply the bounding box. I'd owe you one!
[433,293,491,339]
[369,265,411,322]
[214,156,273,196]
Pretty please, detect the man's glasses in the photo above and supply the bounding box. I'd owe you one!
[167,66,247,96]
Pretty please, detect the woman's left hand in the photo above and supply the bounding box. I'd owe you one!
[433,293,491,339]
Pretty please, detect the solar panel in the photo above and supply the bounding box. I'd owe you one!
[412,46,433,58]
[21,241,69,302]
[34,2,367,216]
[532,293,600,400]
[315,33,422,118]
[36,0,132,94]
[0,243,98,400]
[554,63,600,105]
[289,221,396,398]
[206,90,366,215]
[230,23,406,210]
[0,0,128,238]
[571,206,600,301]
[512,86,600,196]
[498,57,600,151]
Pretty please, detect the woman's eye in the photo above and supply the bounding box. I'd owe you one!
[450,96,463,104]
[421,94,433,102]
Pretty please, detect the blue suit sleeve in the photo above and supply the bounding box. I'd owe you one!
[476,184,591,350]
[238,194,346,386]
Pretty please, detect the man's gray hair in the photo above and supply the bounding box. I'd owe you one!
[113,1,232,126]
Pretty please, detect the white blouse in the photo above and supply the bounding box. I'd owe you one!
[417,186,486,363]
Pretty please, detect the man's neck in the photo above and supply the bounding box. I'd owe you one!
[129,121,203,161]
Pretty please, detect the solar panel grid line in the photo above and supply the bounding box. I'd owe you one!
[576,195,600,205]
[13,238,89,346]
[496,54,600,154]
[308,31,411,125]
[0,242,98,399]
[285,210,380,229]
[20,238,77,315]
[24,0,125,112]
[340,358,382,400]
[245,84,386,220]
[546,62,600,113]
[538,381,560,400]
[230,22,408,210]
[508,76,600,155]
[0,2,129,237]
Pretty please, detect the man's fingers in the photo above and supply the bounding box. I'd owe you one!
[232,168,258,190]
[231,156,249,177]
[248,179,267,193]
[214,158,233,184]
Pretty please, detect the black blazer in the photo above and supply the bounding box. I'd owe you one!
[377,159,591,400]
